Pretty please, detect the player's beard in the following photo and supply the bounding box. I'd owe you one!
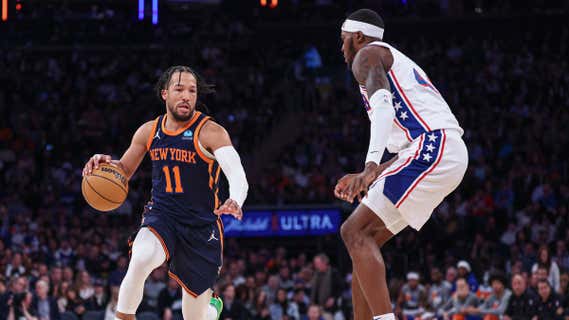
[347,40,356,69]
[168,102,194,122]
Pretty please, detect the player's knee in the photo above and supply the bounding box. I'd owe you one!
[130,242,164,272]
[340,220,365,250]
[340,220,354,244]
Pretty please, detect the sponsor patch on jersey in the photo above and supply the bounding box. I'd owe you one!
[182,130,193,140]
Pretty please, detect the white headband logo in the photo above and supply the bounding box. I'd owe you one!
[341,19,384,39]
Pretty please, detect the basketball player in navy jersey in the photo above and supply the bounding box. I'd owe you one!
[335,9,468,320]
[82,66,249,320]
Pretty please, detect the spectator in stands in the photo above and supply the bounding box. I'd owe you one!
[220,283,249,320]
[157,278,182,320]
[108,256,128,287]
[31,279,60,320]
[439,277,479,320]
[305,304,324,320]
[462,272,511,319]
[457,261,479,293]
[252,291,271,320]
[0,276,27,319]
[532,245,561,292]
[279,265,295,291]
[263,275,281,305]
[55,281,70,313]
[310,254,342,311]
[445,267,458,292]
[292,288,309,317]
[64,288,86,317]
[75,271,94,301]
[8,291,37,320]
[427,267,452,314]
[532,279,564,319]
[397,272,427,319]
[86,279,107,311]
[269,288,300,320]
[504,274,536,320]
[5,253,26,278]
[143,268,166,313]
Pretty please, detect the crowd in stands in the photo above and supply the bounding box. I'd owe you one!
[1,1,569,319]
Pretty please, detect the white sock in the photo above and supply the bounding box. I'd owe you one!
[206,303,218,320]
[373,313,395,320]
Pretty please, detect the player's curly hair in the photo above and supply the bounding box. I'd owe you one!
[155,66,215,112]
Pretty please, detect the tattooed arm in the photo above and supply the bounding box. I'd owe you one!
[335,46,395,203]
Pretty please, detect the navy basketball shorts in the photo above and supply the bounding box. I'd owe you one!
[137,212,224,297]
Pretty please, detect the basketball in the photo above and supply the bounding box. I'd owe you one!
[82,163,129,212]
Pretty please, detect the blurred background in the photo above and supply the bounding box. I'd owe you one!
[0,0,568,319]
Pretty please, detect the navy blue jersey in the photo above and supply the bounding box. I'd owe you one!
[146,112,221,226]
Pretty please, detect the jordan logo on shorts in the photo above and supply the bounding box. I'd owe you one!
[208,229,219,242]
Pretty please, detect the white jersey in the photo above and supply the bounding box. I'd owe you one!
[359,41,463,153]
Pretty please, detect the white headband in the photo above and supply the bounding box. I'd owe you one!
[341,19,384,39]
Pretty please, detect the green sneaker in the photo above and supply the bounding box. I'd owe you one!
[210,295,223,320]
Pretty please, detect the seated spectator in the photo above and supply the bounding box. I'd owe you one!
[531,245,561,292]
[426,267,452,315]
[85,278,107,311]
[220,283,249,320]
[252,290,271,320]
[457,261,479,293]
[5,253,26,278]
[269,288,300,320]
[304,304,324,320]
[31,279,60,320]
[461,272,511,320]
[8,291,36,320]
[75,271,94,301]
[438,277,479,320]
[397,272,427,319]
[157,278,182,320]
[292,288,310,317]
[532,279,564,320]
[0,276,28,319]
[64,288,86,317]
[142,267,166,313]
[504,273,536,320]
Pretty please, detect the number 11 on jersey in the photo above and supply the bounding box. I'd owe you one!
[162,165,183,193]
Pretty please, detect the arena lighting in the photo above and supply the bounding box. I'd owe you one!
[260,0,277,8]
[152,0,158,24]
[2,0,7,21]
[138,0,144,20]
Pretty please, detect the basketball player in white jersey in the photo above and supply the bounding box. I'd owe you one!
[334,9,468,320]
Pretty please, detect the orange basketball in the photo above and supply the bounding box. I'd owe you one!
[82,163,129,212]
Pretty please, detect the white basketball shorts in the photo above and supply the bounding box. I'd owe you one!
[361,129,468,234]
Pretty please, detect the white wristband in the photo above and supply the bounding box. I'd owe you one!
[213,146,249,207]
[365,89,394,165]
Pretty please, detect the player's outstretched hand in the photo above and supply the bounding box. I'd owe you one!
[214,199,243,220]
[82,154,112,176]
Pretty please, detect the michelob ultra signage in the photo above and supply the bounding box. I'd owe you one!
[222,209,341,237]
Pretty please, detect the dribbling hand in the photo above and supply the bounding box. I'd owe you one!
[214,199,243,220]
[82,154,112,176]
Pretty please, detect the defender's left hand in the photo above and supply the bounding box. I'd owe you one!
[334,172,372,203]
[214,199,243,220]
